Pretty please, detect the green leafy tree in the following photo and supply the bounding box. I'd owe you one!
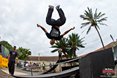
[51,33,85,59]
[17,47,31,60]
[0,40,31,59]
[51,38,68,59]
[68,33,85,58]
[0,41,13,50]
[80,7,107,49]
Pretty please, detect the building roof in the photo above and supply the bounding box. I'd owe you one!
[27,56,58,62]
[93,41,117,52]
[79,41,117,58]
[27,41,117,61]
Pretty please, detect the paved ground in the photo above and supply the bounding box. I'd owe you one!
[1,67,42,77]
[1,65,117,78]
[0,69,14,78]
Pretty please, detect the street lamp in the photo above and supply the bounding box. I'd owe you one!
[38,53,40,61]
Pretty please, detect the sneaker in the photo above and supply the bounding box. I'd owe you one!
[49,5,54,9]
[56,5,60,9]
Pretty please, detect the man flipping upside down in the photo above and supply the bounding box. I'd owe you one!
[37,5,75,45]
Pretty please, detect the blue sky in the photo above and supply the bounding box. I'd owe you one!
[0,0,117,56]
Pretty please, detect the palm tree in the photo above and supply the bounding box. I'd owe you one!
[68,33,85,58]
[51,38,68,59]
[80,7,107,49]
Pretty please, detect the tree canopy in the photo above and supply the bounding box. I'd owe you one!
[0,40,31,60]
[51,33,85,59]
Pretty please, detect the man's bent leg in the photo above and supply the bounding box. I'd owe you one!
[46,6,56,26]
[8,62,12,75]
[56,7,66,26]
[11,62,15,75]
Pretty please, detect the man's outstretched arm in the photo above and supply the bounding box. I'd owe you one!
[61,27,75,36]
[37,24,48,33]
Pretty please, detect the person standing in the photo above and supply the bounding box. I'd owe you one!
[8,46,18,76]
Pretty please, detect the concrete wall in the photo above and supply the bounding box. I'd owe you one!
[79,48,115,78]
[113,45,117,60]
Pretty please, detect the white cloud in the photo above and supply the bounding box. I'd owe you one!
[0,0,117,56]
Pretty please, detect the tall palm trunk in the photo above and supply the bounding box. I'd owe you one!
[95,26,105,49]
[72,48,77,58]
[62,49,68,58]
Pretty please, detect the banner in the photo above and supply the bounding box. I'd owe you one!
[0,45,9,68]
[0,55,8,68]
[1,45,9,57]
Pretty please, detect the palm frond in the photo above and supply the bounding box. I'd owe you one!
[97,17,107,22]
[80,15,85,19]
[80,15,90,21]
[84,10,90,17]
[98,22,107,26]
[68,33,84,49]
[51,49,59,53]
[94,8,97,19]
[97,12,102,18]
[51,43,57,47]
[81,22,90,28]
[97,13,106,19]
[86,26,92,34]
[78,44,85,48]
[66,49,74,58]
[87,7,93,19]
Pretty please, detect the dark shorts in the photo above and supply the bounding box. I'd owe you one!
[46,33,63,40]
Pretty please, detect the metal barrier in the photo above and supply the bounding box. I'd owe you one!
[14,66,79,78]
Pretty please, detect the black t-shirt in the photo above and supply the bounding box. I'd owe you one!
[46,27,63,40]
[9,51,18,62]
